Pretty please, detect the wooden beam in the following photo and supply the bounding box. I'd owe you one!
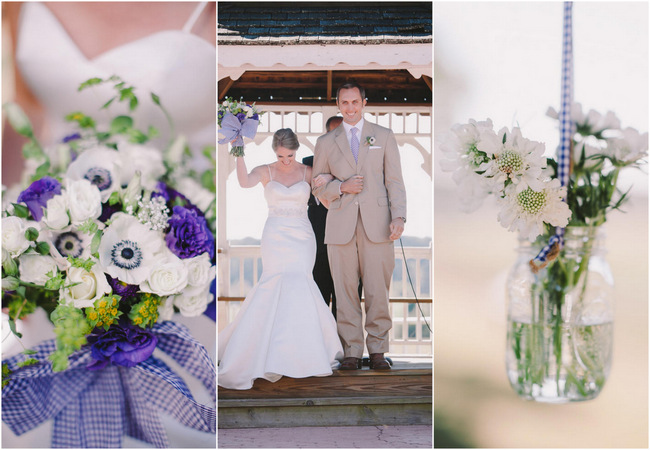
[327,70,333,101]
[218,78,235,101]
[422,75,432,91]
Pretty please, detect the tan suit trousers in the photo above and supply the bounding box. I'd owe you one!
[327,214,394,358]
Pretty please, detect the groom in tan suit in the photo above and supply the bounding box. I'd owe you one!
[312,81,406,370]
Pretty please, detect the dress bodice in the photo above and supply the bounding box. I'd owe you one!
[15,2,216,149]
[264,181,310,218]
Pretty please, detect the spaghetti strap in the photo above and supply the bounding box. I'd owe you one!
[302,165,307,182]
[182,1,209,33]
[267,165,273,181]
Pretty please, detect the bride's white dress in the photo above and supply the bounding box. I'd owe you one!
[218,169,343,390]
[3,2,215,448]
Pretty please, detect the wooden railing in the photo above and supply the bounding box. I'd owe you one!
[218,244,432,356]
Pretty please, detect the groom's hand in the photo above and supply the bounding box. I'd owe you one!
[389,218,405,241]
[341,175,363,194]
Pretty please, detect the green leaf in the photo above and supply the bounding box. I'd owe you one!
[35,241,51,255]
[11,203,30,218]
[78,77,104,91]
[44,269,65,290]
[151,93,161,106]
[33,160,51,180]
[102,96,117,109]
[17,358,39,368]
[22,141,45,160]
[90,229,103,255]
[110,115,134,134]
[201,170,216,192]
[8,318,22,339]
[23,349,37,355]
[3,102,34,137]
[2,363,12,389]
[129,95,138,111]
[68,256,95,272]
[108,190,122,206]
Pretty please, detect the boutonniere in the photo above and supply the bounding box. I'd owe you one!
[365,136,376,146]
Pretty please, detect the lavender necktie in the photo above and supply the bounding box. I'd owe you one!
[350,127,359,163]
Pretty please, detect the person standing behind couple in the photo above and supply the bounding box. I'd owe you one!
[312,81,406,371]
[302,116,343,319]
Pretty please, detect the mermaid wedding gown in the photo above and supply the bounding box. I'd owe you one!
[218,167,343,390]
[3,2,215,447]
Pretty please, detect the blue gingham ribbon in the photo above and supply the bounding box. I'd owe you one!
[2,321,216,448]
[531,1,574,272]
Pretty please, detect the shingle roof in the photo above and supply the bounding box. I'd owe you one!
[218,2,432,45]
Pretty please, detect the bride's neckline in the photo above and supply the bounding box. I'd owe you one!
[27,2,213,62]
[267,180,309,189]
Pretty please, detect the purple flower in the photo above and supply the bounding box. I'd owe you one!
[86,319,158,370]
[62,133,81,143]
[17,176,62,221]
[236,112,247,122]
[98,202,122,223]
[165,206,215,260]
[152,182,202,216]
[106,274,139,299]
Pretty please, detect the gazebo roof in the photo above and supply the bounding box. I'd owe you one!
[217,1,432,45]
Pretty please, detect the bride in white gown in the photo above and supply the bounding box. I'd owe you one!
[218,129,343,390]
[2,2,215,447]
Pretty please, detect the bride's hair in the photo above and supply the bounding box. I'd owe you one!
[272,128,299,151]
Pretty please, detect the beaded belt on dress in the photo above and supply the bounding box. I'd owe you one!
[268,205,308,218]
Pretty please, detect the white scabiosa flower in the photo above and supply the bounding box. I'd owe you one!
[49,229,93,261]
[606,127,648,166]
[98,213,163,285]
[66,179,103,225]
[497,179,571,241]
[438,119,495,212]
[66,146,121,202]
[477,126,546,194]
[60,260,112,309]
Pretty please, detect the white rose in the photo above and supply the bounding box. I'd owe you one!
[172,284,210,317]
[184,253,213,287]
[18,254,58,285]
[157,296,175,322]
[2,216,32,257]
[140,255,189,296]
[175,178,215,213]
[67,179,102,224]
[42,194,70,230]
[60,262,112,308]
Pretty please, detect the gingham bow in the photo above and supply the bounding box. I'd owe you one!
[2,321,216,448]
[218,112,259,148]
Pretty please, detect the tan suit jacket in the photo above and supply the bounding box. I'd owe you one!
[312,121,406,244]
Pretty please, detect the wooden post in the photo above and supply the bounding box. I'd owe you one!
[326,70,333,101]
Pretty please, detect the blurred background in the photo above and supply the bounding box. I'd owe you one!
[434,2,648,448]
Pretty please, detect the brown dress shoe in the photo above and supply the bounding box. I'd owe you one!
[339,357,362,370]
[369,353,391,370]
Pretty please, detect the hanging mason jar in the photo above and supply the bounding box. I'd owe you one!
[505,226,614,403]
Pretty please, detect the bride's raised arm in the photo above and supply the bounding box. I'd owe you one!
[236,156,268,188]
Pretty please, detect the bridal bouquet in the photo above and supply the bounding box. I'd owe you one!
[218,97,263,157]
[440,104,647,402]
[1,76,216,446]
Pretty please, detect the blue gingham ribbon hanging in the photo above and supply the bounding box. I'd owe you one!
[531,1,574,273]
[2,321,216,448]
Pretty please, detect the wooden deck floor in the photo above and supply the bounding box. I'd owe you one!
[218,359,432,428]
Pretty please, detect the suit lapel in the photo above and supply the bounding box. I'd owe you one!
[357,122,372,172]
[334,126,357,170]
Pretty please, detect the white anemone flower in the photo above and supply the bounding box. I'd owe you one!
[98,213,163,285]
[497,179,571,241]
[66,146,121,202]
[606,127,648,166]
[477,126,547,193]
[438,118,495,212]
